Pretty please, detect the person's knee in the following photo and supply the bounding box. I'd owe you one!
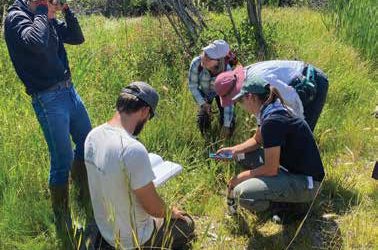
[234,184,270,212]
[171,215,195,248]
[176,215,195,237]
[72,125,91,161]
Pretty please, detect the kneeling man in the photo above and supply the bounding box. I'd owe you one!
[84,82,195,249]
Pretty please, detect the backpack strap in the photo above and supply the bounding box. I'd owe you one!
[304,64,316,88]
[289,65,317,106]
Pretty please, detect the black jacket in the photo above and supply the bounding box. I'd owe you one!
[4,0,84,95]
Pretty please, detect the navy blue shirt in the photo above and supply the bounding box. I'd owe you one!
[261,110,325,181]
[4,0,84,95]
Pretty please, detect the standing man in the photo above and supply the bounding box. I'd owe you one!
[4,0,92,246]
[85,82,195,249]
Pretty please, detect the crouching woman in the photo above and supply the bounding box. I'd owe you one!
[218,76,325,217]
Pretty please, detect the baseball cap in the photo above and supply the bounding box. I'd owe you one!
[232,75,269,102]
[214,66,245,107]
[202,40,230,60]
[121,82,159,119]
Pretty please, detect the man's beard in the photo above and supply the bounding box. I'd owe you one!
[133,117,148,136]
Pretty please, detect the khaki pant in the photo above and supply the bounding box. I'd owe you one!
[233,169,321,212]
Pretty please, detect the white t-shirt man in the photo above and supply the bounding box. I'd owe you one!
[245,60,306,123]
[84,123,155,248]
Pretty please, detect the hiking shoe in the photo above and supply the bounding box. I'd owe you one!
[227,197,238,216]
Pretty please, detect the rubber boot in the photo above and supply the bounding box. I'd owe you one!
[50,184,74,249]
[71,160,92,216]
[71,160,98,249]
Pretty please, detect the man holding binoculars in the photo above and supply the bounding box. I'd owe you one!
[4,0,94,248]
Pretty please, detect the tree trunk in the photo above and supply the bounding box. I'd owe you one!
[224,0,241,47]
[246,0,266,59]
[1,4,7,33]
[158,0,207,50]
[185,0,207,29]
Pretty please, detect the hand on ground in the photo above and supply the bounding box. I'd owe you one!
[171,207,186,220]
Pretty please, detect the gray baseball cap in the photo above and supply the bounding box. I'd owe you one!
[121,81,159,119]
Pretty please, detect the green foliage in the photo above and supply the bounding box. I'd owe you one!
[324,0,377,65]
[0,7,377,250]
[197,8,278,64]
[263,0,309,7]
[69,0,158,16]
[195,0,245,12]
[0,0,12,24]
[0,0,13,8]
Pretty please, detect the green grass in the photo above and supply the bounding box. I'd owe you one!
[0,7,377,250]
[324,0,377,66]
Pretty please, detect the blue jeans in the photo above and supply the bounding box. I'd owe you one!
[32,85,92,186]
[303,67,329,131]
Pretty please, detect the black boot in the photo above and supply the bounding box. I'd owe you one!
[50,184,74,249]
[71,160,93,218]
[71,160,98,249]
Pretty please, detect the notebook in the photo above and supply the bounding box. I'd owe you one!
[149,153,183,187]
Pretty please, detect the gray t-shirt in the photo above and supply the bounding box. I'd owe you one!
[84,123,155,248]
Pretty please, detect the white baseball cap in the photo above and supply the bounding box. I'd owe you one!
[202,40,230,60]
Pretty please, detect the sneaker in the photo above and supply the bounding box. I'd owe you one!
[227,198,238,215]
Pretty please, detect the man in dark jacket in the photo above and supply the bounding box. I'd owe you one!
[4,0,92,246]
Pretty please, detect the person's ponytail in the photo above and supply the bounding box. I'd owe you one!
[256,85,289,110]
[264,86,286,106]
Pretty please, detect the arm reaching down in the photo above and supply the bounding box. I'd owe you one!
[228,146,281,190]
[134,182,187,220]
[133,182,166,218]
[217,127,263,157]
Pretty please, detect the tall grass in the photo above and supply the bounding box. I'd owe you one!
[325,0,377,66]
[0,7,377,250]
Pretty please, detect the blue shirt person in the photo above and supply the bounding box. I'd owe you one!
[4,0,93,246]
